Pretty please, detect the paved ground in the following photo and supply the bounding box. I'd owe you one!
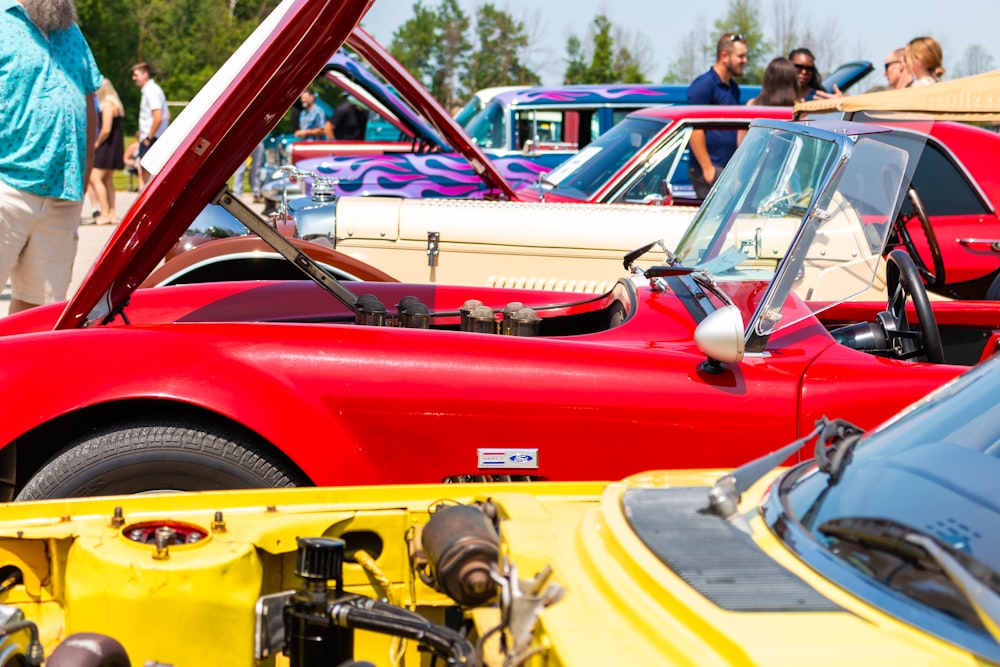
[1,189,264,313]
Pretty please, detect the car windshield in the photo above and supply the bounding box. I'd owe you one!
[539,117,665,198]
[465,100,506,149]
[453,96,484,127]
[773,355,1000,659]
[673,119,924,338]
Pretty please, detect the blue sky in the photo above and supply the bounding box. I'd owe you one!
[360,0,996,87]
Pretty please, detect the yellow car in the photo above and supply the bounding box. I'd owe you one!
[0,356,997,666]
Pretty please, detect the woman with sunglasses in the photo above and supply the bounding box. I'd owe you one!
[788,47,838,101]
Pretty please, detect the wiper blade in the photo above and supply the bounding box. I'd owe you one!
[819,516,1000,638]
[813,419,865,483]
[623,239,677,272]
[906,533,1000,641]
[707,418,830,533]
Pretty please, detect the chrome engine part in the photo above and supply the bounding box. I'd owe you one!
[353,294,541,335]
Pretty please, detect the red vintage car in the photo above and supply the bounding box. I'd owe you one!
[515,105,792,206]
[0,0,996,502]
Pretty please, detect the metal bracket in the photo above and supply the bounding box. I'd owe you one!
[426,231,440,267]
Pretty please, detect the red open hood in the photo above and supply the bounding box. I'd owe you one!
[56,0,373,329]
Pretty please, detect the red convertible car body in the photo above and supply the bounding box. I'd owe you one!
[0,0,996,502]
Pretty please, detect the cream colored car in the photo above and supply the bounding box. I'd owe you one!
[325,196,698,292]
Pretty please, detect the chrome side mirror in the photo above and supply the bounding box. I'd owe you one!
[694,305,745,365]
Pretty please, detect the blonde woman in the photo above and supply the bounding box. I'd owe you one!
[90,78,126,224]
[906,36,945,86]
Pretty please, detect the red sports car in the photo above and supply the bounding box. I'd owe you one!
[0,0,995,502]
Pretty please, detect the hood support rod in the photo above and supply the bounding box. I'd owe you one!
[212,187,359,311]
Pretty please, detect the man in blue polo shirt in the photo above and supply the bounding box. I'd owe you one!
[687,32,748,199]
[294,89,327,139]
[0,0,102,314]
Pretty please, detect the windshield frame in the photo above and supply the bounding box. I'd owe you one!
[672,118,926,353]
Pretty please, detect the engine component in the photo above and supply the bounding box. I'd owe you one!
[506,307,540,336]
[500,302,524,335]
[259,536,480,666]
[0,605,42,666]
[492,560,564,663]
[355,293,387,326]
[419,504,500,606]
[397,296,431,329]
[285,537,354,667]
[122,520,208,558]
[45,632,131,667]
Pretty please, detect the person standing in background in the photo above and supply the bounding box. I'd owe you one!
[294,89,327,139]
[0,0,103,314]
[788,47,840,101]
[90,78,126,225]
[906,37,945,86]
[883,48,912,89]
[326,97,369,140]
[746,57,799,106]
[233,141,266,203]
[686,32,748,198]
[131,61,170,189]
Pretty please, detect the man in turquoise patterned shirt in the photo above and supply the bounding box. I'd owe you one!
[0,0,102,314]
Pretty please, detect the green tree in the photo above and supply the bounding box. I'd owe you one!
[662,28,708,83]
[389,0,439,86]
[431,0,471,107]
[77,0,278,138]
[563,14,649,83]
[587,15,615,83]
[613,46,645,83]
[953,43,994,78]
[465,4,541,92]
[714,0,769,83]
[563,36,588,84]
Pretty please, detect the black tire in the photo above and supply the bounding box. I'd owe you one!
[17,422,308,500]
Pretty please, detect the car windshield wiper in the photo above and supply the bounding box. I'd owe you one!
[812,419,865,484]
[622,239,677,273]
[707,417,852,533]
[819,516,1000,640]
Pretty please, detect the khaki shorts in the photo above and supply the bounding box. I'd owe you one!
[0,180,82,306]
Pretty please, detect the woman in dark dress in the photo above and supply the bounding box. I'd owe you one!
[91,78,126,224]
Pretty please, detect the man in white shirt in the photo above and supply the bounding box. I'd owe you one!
[131,61,170,189]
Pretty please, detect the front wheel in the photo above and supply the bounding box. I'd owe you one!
[17,422,309,500]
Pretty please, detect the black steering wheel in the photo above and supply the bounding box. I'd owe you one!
[882,249,944,363]
[891,188,945,289]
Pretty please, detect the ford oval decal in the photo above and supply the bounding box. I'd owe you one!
[477,448,539,469]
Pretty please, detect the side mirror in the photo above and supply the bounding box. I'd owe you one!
[694,305,745,364]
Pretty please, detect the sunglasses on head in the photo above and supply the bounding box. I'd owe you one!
[726,33,744,43]
[794,63,815,73]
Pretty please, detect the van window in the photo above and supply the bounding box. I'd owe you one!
[466,101,506,149]
[514,109,581,151]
